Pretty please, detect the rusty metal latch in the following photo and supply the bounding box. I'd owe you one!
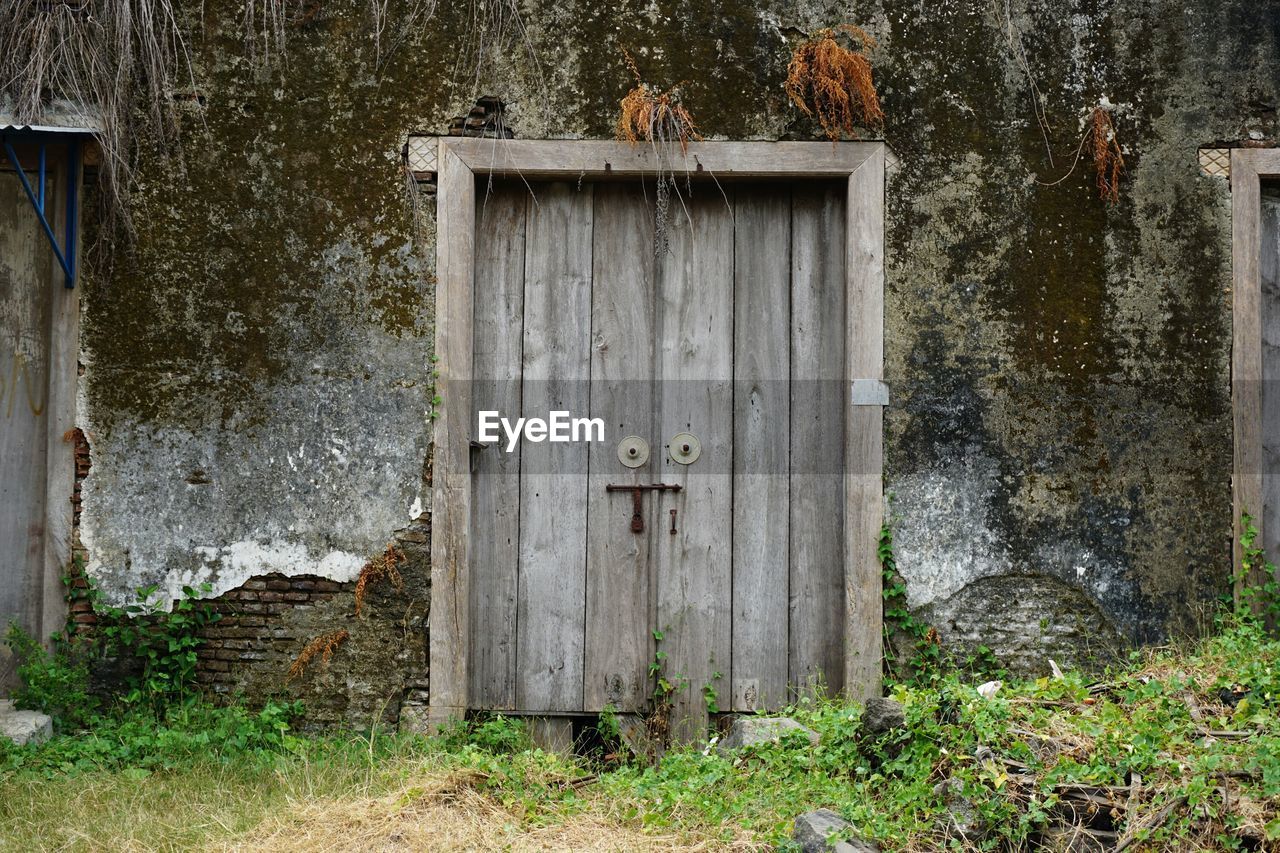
[605,483,683,534]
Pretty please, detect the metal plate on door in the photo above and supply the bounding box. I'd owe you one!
[669,432,701,465]
[617,435,650,468]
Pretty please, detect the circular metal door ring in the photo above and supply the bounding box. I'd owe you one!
[669,432,701,465]
[617,435,650,468]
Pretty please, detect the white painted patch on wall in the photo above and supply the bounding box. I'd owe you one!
[891,454,1011,609]
[88,539,367,608]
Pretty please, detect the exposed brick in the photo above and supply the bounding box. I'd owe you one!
[283,592,311,603]
[258,591,284,603]
[291,580,316,591]
[314,580,343,593]
[265,578,291,592]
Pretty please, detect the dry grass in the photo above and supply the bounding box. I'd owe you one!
[784,25,884,140]
[354,543,405,616]
[286,629,349,682]
[222,771,729,852]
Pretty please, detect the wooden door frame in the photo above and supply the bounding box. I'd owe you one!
[1231,148,1280,602]
[429,138,886,727]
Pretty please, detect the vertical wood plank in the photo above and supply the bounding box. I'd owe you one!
[0,170,55,692]
[584,182,657,712]
[516,182,594,712]
[844,150,885,702]
[429,144,476,725]
[469,184,527,708]
[730,186,791,711]
[1234,150,1267,601]
[654,190,735,740]
[789,184,847,698]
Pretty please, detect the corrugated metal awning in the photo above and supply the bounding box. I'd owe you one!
[0,99,101,135]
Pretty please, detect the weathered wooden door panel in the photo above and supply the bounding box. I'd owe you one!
[1,155,78,695]
[584,183,657,712]
[653,191,735,739]
[730,185,792,712]
[1,172,54,687]
[515,182,594,712]
[460,165,877,725]
[435,140,884,731]
[789,185,848,696]
[468,184,527,708]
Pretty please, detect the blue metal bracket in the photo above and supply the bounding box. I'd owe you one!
[1,134,79,288]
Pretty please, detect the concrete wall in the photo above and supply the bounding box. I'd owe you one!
[72,0,1280,712]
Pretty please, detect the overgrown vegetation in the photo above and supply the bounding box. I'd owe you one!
[7,580,218,726]
[4,618,1278,850]
[1088,104,1125,204]
[6,535,1279,849]
[784,24,885,140]
[1236,513,1280,623]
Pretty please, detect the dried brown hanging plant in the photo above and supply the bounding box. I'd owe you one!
[1090,106,1124,204]
[354,543,405,616]
[1038,99,1126,204]
[287,629,349,682]
[616,51,701,151]
[785,24,885,140]
[615,49,703,256]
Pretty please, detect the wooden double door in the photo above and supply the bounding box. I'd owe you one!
[464,178,856,736]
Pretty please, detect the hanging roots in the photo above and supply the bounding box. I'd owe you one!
[785,25,884,140]
[0,0,191,253]
[1037,101,1127,204]
[615,49,702,256]
[354,543,405,616]
[615,51,701,152]
[1090,106,1124,204]
[287,629,350,682]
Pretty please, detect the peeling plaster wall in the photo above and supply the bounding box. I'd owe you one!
[77,0,1280,684]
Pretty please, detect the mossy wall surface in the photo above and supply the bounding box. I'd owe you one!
[78,0,1280,699]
